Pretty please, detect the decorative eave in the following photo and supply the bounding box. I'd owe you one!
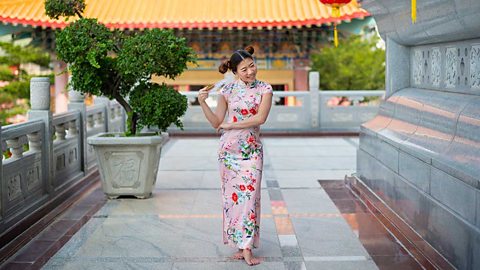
[0,0,369,30]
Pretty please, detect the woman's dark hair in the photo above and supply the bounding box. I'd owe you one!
[219,45,255,74]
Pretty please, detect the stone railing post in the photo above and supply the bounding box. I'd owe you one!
[309,71,320,129]
[27,77,54,192]
[67,84,88,174]
[94,96,110,132]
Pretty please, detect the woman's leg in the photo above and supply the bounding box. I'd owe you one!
[242,248,260,265]
[232,249,244,259]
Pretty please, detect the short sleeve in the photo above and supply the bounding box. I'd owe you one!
[219,87,227,98]
[219,82,233,99]
[261,83,273,95]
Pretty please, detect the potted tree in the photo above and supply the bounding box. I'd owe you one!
[45,0,196,199]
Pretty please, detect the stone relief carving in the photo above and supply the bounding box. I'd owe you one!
[68,147,78,164]
[430,48,441,87]
[56,153,66,171]
[471,45,480,89]
[8,174,22,201]
[106,152,142,188]
[411,43,479,90]
[445,47,458,88]
[87,144,94,154]
[27,166,40,190]
[413,50,424,85]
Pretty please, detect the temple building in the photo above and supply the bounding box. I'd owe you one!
[0,0,370,110]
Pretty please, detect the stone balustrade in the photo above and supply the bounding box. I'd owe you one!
[168,72,384,133]
[0,78,125,247]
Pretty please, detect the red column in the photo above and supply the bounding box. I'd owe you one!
[293,59,309,91]
[54,61,68,113]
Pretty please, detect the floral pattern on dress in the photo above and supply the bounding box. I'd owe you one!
[218,79,272,249]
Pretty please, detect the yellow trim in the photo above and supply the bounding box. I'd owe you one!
[152,70,294,90]
[0,0,368,29]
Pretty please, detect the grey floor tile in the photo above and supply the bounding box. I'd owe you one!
[61,217,185,258]
[305,260,378,270]
[262,138,355,147]
[291,218,371,258]
[160,156,219,171]
[270,157,356,171]
[107,190,197,216]
[282,189,339,214]
[300,239,370,257]
[269,170,352,185]
[172,262,285,270]
[156,171,205,189]
[292,217,361,243]
[284,261,307,270]
[266,146,357,157]
[43,260,173,270]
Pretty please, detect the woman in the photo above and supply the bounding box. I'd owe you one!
[198,46,273,266]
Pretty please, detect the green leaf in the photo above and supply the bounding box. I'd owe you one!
[87,51,100,68]
[129,82,188,133]
[45,0,86,20]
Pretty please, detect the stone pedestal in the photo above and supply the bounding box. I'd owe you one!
[68,86,88,174]
[309,72,320,128]
[28,77,54,192]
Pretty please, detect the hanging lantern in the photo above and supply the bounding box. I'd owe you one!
[319,0,352,47]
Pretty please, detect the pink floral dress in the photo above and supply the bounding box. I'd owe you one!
[218,79,272,249]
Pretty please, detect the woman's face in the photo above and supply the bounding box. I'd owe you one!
[236,58,257,83]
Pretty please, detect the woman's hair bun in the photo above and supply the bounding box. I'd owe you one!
[218,59,230,74]
[244,45,255,55]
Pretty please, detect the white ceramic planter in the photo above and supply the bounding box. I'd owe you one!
[87,133,168,199]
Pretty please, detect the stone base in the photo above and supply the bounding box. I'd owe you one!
[356,147,480,270]
[346,174,456,270]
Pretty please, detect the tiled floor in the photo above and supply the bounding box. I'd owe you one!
[1,184,106,269]
[1,137,423,270]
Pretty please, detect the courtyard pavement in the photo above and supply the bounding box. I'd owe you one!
[39,136,390,270]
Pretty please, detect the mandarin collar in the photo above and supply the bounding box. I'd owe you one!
[237,79,258,89]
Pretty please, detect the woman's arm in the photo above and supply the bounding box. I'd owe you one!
[198,88,227,129]
[218,93,272,131]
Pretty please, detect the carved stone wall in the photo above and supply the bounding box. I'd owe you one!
[411,40,480,93]
[358,1,480,269]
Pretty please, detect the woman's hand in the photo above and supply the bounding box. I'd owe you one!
[216,122,234,133]
[198,87,210,104]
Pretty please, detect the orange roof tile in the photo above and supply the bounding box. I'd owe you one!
[0,0,369,29]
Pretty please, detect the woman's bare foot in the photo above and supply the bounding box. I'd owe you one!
[232,249,244,260]
[243,248,261,266]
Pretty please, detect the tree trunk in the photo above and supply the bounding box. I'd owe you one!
[113,93,136,135]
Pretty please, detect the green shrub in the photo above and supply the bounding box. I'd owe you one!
[311,35,385,90]
[45,0,196,135]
